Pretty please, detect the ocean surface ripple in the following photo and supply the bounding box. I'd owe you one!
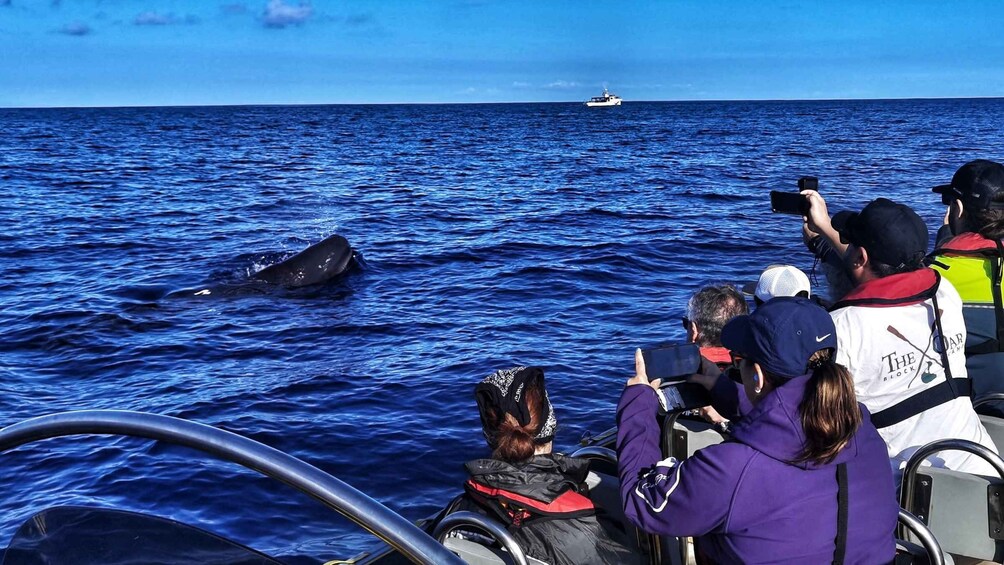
[1,99,1003,561]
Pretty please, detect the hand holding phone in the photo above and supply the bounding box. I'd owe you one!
[639,343,702,382]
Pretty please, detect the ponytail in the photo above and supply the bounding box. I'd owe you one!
[795,353,861,466]
[485,380,546,463]
[493,416,537,462]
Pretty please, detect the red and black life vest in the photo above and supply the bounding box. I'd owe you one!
[464,479,595,527]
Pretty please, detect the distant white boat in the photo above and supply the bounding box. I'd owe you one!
[585,88,622,107]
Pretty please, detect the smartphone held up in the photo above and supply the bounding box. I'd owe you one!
[770,176,819,215]
[639,343,701,382]
[636,343,712,412]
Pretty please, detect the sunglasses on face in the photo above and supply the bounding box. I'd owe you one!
[727,352,748,383]
[729,352,745,368]
[681,316,692,330]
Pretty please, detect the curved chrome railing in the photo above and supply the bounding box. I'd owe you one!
[433,510,529,565]
[899,438,1004,565]
[0,410,465,565]
[898,508,945,565]
[900,438,1004,512]
[974,392,1004,410]
[569,445,617,465]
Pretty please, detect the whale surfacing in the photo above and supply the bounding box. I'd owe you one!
[252,234,354,288]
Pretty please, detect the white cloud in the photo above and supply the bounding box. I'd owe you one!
[546,80,580,89]
[263,0,312,28]
[459,86,500,96]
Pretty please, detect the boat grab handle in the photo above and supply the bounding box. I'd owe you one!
[0,410,465,565]
[898,508,946,565]
[433,510,529,565]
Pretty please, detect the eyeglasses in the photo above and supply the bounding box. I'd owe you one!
[729,351,745,368]
[681,316,692,329]
[727,352,747,383]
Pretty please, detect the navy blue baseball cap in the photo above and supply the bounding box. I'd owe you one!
[720,296,837,378]
[933,159,1004,210]
[831,198,928,270]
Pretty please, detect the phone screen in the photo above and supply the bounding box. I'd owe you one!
[770,191,808,215]
[659,382,713,412]
[640,343,702,382]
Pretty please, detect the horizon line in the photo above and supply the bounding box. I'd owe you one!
[3,95,1003,111]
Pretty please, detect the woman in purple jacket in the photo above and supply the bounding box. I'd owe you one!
[617,297,898,564]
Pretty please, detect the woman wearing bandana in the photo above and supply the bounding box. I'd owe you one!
[435,366,637,565]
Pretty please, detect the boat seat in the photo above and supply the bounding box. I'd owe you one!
[571,415,728,565]
[572,447,671,565]
[659,415,727,565]
[900,439,1004,563]
[902,466,1002,562]
[661,414,728,460]
[434,510,546,565]
[440,536,548,565]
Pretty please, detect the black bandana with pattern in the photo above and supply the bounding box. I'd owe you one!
[475,366,557,449]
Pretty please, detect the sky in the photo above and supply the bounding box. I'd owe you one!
[2,0,1004,107]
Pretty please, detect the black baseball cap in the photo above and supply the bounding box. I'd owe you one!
[831,198,928,269]
[933,160,1004,210]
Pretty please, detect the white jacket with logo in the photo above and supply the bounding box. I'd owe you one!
[830,268,998,475]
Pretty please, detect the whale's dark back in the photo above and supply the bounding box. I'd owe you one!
[252,234,354,287]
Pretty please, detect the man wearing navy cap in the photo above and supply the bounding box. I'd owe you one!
[803,193,998,476]
[929,160,1004,416]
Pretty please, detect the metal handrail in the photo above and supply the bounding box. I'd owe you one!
[898,508,945,565]
[433,510,529,565]
[973,392,1004,410]
[569,445,617,465]
[900,438,1004,512]
[0,410,464,565]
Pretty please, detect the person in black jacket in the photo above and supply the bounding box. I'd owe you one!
[437,366,637,565]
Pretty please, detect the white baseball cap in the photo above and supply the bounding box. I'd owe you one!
[742,265,811,304]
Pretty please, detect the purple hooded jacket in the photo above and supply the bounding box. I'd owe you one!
[617,374,898,564]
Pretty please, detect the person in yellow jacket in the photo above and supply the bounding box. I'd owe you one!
[929,159,1004,416]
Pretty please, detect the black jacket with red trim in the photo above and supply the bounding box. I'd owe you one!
[436,453,637,565]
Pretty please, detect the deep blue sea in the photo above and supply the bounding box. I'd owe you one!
[1,99,1003,561]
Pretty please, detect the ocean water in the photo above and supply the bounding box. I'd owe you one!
[1,99,1003,561]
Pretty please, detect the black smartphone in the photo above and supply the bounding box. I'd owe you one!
[798,176,819,191]
[770,191,809,215]
[658,382,714,412]
[640,343,701,382]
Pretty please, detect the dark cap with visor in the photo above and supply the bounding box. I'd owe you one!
[831,198,928,270]
[721,296,837,379]
[933,159,1004,210]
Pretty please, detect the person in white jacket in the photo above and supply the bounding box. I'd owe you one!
[803,194,997,476]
